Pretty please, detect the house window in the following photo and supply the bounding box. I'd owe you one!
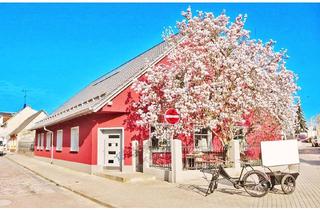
[46,132,52,150]
[40,133,44,150]
[233,126,247,152]
[150,125,171,150]
[56,130,63,151]
[70,126,79,152]
[233,126,244,140]
[151,126,159,148]
[37,134,40,150]
[194,127,212,151]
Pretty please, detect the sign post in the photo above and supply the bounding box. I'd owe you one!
[164,108,181,183]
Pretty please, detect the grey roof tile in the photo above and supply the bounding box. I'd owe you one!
[34,40,170,129]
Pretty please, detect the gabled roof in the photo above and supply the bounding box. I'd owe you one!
[10,111,46,135]
[33,40,172,129]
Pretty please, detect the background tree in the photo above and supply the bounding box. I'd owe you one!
[129,7,299,151]
[295,104,308,134]
[316,114,320,137]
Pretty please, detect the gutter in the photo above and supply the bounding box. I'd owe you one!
[32,108,91,130]
[44,126,54,164]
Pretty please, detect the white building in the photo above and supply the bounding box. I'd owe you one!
[0,106,47,152]
[9,110,47,152]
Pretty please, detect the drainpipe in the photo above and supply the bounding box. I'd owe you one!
[44,126,54,164]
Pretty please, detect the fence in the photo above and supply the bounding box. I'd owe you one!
[148,139,264,172]
[149,145,172,170]
[182,145,226,170]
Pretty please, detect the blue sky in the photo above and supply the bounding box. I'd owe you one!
[0,3,319,120]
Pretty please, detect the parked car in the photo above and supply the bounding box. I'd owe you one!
[297,132,308,142]
[0,140,4,156]
[311,136,319,147]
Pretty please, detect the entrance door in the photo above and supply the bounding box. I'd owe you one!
[104,133,121,167]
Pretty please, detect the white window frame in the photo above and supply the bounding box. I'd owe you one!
[149,124,171,150]
[46,132,52,151]
[56,129,63,151]
[40,133,44,150]
[70,126,79,152]
[37,134,40,150]
[233,126,247,153]
[194,126,212,152]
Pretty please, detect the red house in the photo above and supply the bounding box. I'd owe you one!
[33,40,228,174]
[33,41,173,173]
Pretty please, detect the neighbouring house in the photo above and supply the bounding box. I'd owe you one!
[0,106,46,152]
[0,112,15,146]
[9,110,47,153]
[0,112,14,126]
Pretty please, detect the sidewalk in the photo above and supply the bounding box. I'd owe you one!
[5,151,320,208]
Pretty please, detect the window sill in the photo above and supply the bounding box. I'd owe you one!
[70,150,79,153]
[56,149,62,152]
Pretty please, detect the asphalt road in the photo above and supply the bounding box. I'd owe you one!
[0,155,102,208]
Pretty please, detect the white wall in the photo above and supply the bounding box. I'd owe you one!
[18,112,47,142]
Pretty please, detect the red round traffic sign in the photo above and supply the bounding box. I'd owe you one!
[164,108,180,125]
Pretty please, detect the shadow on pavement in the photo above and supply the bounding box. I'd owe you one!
[177,178,251,197]
[300,158,320,166]
[299,149,320,154]
[177,184,208,196]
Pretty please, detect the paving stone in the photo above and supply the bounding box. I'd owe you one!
[2,142,320,208]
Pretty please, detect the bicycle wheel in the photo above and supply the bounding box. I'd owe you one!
[281,174,296,194]
[242,170,270,197]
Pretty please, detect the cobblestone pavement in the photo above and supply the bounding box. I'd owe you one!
[179,142,320,207]
[0,156,102,208]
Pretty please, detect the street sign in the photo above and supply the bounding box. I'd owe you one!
[164,108,180,125]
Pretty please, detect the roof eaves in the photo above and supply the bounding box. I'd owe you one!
[31,107,92,130]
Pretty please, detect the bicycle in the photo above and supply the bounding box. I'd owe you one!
[201,160,270,197]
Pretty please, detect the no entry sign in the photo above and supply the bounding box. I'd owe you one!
[164,108,180,125]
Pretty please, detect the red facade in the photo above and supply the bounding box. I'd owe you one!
[34,85,141,166]
[33,55,239,169]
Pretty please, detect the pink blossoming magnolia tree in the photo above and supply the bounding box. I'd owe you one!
[130,7,299,149]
